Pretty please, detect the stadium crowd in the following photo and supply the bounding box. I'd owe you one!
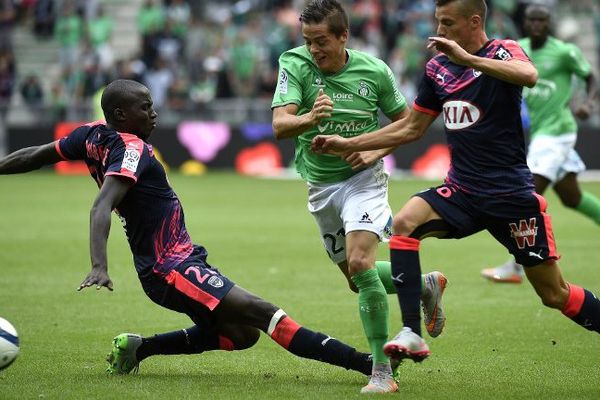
[0,0,598,123]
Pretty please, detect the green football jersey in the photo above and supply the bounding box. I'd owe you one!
[271,46,406,184]
[519,36,591,138]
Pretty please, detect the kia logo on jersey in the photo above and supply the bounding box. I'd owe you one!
[442,100,481,130]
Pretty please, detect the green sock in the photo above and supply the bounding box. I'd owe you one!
[351,268,389,364]
[376,260,425,295]
[576,191,600,225]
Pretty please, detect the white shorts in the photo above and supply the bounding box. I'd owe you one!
[527,133,585,183]
[307,161,393,264]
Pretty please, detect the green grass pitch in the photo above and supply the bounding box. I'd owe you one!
[0,172,599,399]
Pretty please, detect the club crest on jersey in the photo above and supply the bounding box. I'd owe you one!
[358,81,371,96]
[122,148,141,172]
[277,70,288,94]
[442,100,481,130]
[509,218,538,249]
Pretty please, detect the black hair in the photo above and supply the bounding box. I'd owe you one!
[299,0,349,37]
[436,0,488,25]
[101,79,147,123]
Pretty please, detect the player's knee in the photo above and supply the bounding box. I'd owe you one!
[232,326,261,350]
[346,254,372,276]
[391,213,416,236]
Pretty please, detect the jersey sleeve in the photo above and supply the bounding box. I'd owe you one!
[104,134,148,184]
[564,43,591,79]
[495,39,531,62]
[413,71,442,116]
[377,64,407,118]
[55,126,90,160]
[271,52,304,109]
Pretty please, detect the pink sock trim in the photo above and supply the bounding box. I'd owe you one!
[389,235,420,251]
[561,283,585,318]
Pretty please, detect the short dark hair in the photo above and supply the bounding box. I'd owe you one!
[101,79,146,122]
[524,3,551,19]
[300,0,349,37]
[436,0,488,25]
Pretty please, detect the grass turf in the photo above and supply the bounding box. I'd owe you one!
[0,172,599,399]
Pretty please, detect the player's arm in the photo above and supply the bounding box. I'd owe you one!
[272,89,333,140]
[312,108,434,154]
[342,108,410,170]
[427,36,538,88]
[0,142,63,174]
[574,72,598,120]
[79,175,132,292]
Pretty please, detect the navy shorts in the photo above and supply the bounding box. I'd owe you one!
[140,245,235,325]
[416,184,560,267]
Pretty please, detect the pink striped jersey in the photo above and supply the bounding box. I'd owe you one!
[414,39,535,195]
[56,121,193,277]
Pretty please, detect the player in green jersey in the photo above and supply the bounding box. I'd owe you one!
[271,0,447,394]
[482,3,600,284]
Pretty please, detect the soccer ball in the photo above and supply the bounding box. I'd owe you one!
[0,317,19,370]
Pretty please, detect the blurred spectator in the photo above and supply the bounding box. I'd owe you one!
[166,76,189,110]
[55,2,83,70]
[228,21,261,98]
[137,0,165,66]
[86,4,114,71]
[487,7,519,39]
[115,57,145,83]
[143,57,173,110]
[19,74,44,109]
[165,0,191,38]
[0,0,16,52]
[154,20,184,70]
[49,80,67,122]
[33,0,55,38]
[77,40,111,100]
[391,23,426,83]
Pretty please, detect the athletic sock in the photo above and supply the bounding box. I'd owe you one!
[561,283,600,333]
[376,260,426,295]
[390,235,423,336]
[137,325,228,360]
[351,268,389,365]
[268,313,371,375]
[575,191,600,225]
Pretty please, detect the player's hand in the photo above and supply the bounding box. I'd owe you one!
[343,151,378,170]
[574,102,592,120]
[78,266,113,291]
[427,36,470,65]
[308,88,333,125]
[311,134,349,155]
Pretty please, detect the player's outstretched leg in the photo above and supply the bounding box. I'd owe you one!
[481,258,524,283]
[106,325,258,374]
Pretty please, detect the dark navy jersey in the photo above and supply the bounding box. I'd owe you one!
[414,39,534,195]
[56,121,193,277]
